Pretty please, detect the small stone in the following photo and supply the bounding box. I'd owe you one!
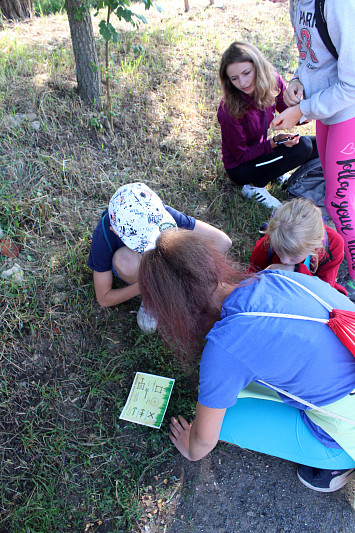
[1,263,24,282]
[30,121,41,131]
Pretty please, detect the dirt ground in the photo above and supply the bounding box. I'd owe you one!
[139,445,355,532]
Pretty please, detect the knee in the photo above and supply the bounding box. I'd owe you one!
[297,136,313,159]
[112,247,141,283]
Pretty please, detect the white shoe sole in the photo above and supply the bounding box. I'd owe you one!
[297,468,355,493]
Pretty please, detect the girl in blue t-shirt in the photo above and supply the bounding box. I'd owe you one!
[138,228,355,493]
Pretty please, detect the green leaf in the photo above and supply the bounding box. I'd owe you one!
[99,20,120,42]
[115,5,133,23]
[99,20,112,42]
[89,60,99,72]
[107,22,120,42]
[142,0,154,8]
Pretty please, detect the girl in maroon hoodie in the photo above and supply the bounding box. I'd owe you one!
[218,41,317,209]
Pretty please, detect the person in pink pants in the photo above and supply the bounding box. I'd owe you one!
[269,0,355,300]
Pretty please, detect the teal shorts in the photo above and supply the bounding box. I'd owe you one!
[219,397,355,469]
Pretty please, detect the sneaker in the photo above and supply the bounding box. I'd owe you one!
[241,185,281,209]
[136,302,157,334]
[275,174,289,186]
[297,465,355,493]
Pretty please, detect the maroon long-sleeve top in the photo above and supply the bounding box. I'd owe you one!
[217,73,287,170]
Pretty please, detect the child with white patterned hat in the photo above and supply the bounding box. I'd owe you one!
[88,182,232,332]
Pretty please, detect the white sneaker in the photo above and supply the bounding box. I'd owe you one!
[275,174,289,185]
[137,302,158,334]
[241,185,281,209]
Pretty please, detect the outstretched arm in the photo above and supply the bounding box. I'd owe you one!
[169,402,226,461]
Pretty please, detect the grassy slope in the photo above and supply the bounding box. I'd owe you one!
[0,1,312,531]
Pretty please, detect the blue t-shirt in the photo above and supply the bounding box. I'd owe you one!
[199,270,355,445]
[88,205,196,272]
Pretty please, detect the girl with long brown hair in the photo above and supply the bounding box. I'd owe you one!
[218,42,317,208]
[139,228,355,493]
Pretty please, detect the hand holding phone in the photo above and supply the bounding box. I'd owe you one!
[274,134,299,145]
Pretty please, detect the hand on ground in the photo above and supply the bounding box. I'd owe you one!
[169,415,192,459]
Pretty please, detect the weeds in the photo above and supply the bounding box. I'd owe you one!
[0,0,310,530]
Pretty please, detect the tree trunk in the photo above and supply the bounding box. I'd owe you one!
[184,0,189,12]
[0,0,32,20]
[64,0,101,109]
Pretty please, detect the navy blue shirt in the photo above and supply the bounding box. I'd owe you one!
[88,205,196,272]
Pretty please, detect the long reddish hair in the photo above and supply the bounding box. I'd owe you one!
[138,229,247,360]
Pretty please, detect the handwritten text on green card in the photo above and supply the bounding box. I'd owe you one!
[120,372,175,429]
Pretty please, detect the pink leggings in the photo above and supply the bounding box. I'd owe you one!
[317,118,355,279]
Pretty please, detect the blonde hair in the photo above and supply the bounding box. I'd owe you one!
[267,199,325,265]
[219,41,279,119]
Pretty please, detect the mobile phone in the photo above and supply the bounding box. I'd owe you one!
[275,134,299,145]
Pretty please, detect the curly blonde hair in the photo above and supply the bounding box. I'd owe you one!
[219,41,279,119]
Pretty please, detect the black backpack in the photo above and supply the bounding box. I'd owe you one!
[315,0,338,60]
[286,157,327,218]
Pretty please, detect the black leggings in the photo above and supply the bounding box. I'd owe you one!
[226,136,318,188]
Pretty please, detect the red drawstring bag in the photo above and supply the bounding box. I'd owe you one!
[328,309,355,356]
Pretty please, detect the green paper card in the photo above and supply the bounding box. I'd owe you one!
[119,372,175,429]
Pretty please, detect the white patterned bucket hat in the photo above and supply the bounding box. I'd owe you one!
[108,183,177,253]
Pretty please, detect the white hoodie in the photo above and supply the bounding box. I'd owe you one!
[290,0,355,125]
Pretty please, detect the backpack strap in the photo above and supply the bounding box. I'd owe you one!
[236,310,328,324]
[238,272,355,423]
[101,209,113,255]
[257,380,355,424]
[271,272,333,310]
[236,272,355,424]
[315,0,338,60]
